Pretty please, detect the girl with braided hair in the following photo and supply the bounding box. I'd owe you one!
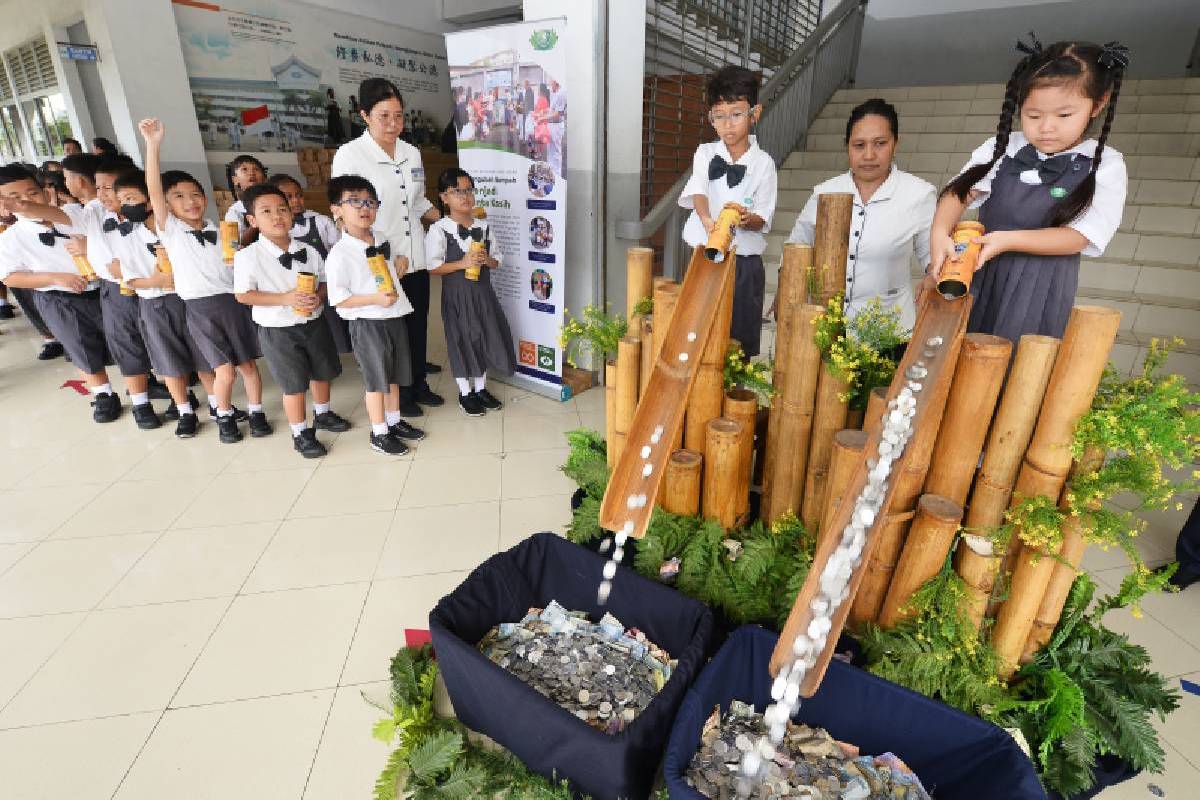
[928,37,1129,340]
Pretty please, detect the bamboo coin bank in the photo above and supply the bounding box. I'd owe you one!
[703,204,742,262]
[72,254,98,281]
[219,220,239,265]
[467,241,485,281]
[367,252,396,294]
[154,245,173,275]
[294,271,318,315]
[937,221,985,299]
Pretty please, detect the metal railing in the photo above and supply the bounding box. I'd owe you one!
[620,0,869,278]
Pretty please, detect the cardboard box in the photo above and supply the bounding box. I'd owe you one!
[562,365,595,398]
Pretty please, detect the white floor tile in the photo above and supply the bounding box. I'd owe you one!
[377,501,499,578]
[503,412,585,451]
[500,447,575,498]
[0,484,108,544]
[173,467,314,529]
[398,454,502,508]
[51,476,209,539]
[289,461,411,518]
[302,682,393,800]
[243,511,391,592]
[16,439,165,489]
[499,495,574,550]
[0,613,84,708]
[0,542,34,576]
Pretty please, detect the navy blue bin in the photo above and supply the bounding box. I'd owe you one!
[665,625,1046,800]
[430,532,715,799]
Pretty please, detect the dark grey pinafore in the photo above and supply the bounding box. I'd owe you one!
[440,230,517,379]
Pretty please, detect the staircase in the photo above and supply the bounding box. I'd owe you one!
[762,77,1200,384]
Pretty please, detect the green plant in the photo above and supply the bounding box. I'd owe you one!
[560,305,629,368]
[723,341,775,406]
[812,295,908,409]
[632,296,653,317]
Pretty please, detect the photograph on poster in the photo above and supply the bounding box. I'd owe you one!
[527,161,556,198]
[529,215,553,250]
[530,268,554,302]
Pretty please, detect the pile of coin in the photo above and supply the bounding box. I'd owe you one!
[477,600,676,734]
[685,700,930,799]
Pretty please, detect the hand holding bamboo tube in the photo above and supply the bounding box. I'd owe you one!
[294,271,318,315]
[703,204,742,262]
[220,220,239,265]
[937,221,985,299]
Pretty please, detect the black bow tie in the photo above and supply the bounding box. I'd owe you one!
[102,218,119,233]
[278,249,308,269]
[38,229,69,246]
[1011,144,1079,184]
[458,225,483,242]
[189,229,219,246]
[708,154,747,188]
[146,242,162,256]
[117,220,136,236]
[365,241,391,259]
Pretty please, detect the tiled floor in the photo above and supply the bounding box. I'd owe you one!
[0,295,1197,798]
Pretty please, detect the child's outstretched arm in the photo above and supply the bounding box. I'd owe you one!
[138,119,169,234]
[972,227,1090,268]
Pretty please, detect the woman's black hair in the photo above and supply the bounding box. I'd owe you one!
[225,154,267,201]
[943,40,1126,228]
[240,183,288,217]
[845,99,899,143]
[92,137,118,157]
[0,164,37,185]
[113,168,148,196]
[435,167,474,216]
[163,170,205,195]
[326,174,379,204]
[268,173,305,192]
[706,65,760,107]
[61,153,100,181]
[358,77,403,116]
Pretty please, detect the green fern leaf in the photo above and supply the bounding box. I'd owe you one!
[407,731,463,783]
[375,747,410,800]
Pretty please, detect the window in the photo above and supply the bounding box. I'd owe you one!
[0,37,72,163]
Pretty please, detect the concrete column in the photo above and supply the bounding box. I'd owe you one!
[43,21,96,148]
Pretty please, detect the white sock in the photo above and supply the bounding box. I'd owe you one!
[249,403,263,413]
[131,392,149,406]
[290,422,307,436]
[456,377,471,396]
[314,402,330,414]
[91,383,113,396]
[0,298,9,306]
[384,409,401,426]
[371,422,389,435]
[208,395,219,410]
[177,402,193,415]
[473,375,486,393]
[218,408,233,417]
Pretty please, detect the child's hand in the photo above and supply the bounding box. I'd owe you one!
[376,292,399,308]
[138,118,165,144]
[470,248,489,267]
[394,255,409,277]
[152,271,175,291]
[54,272,88,293]
[974,232,1010,268]
[928,232,955,279]
[109,260,123,280]
[65,235,87,257]
[699,214,715,235]
[287,290,319,312]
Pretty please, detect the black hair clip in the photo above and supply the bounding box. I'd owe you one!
[1015,30,1044,57]
[1098,41,1131,70]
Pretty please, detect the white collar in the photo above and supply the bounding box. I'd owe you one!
[338,230,384,251]
[257,236,302,258]
[356,130,409,166]
[715,134,762,166]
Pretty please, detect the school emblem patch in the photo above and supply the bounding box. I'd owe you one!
[1050,186,1067,199]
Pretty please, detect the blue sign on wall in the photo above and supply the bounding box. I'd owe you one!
[58,43,98,62]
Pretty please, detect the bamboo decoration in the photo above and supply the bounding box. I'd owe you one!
[991,306,1121,678]
[924,334,1013,506]
[955,535,998,629]
[820,429,868,548]
[845,407,865,430]
[613,337,640,465]
[685,262,734,452]
[651,281,681,366]
[801,363,850,530]
[626,246,654,320]
[809,193,853,306]
[662,449,703,515]
[877,494,964,628]
[724,388,759,521]
[702,418,744,529]
[605,360,618,467]
[639,315,654,397]
[863,386,888,439]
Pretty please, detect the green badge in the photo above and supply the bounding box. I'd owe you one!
[1050,186,1068,198]
[537,345,556,370]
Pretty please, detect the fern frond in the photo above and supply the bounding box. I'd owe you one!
[407,731,463,783]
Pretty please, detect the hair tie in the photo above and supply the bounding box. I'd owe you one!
[1015,30,1043,57]
[1098,41,1131,70]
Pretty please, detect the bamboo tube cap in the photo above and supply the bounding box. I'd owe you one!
[915,493,962,524]
[833,428,868,452]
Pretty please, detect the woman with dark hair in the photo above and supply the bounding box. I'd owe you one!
[332,78,444,417]
[778,98,936,333]
[326,88,345,144]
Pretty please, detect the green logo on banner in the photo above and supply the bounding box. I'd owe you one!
[1050,186,1068,198]
[537,345,556,370]
[530,29,559,50]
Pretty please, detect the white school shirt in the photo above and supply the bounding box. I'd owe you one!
[233,237,325,327]
[112,221,169,300]
[425,217,503,270]
[224,199,247,234]
[0,217,95,292]
[290,210,341,252]
[788,166,935,332]
[679,134,778,255]
[955,131,1127,257]
[331,131,435,269]
[324,231,413,321]
[159,213,233,300]
[61,201,119,283]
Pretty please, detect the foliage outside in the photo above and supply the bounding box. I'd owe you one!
[559,304,629,369]
[812,295,908,409]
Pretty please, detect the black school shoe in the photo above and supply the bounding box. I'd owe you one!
[147,376,172,401]
[425,361,442,374]
[131,403,161,430]
[217,414,243,444]
[398,399,424,418]
[91,392,122,423]
[175,412,199,438]
[476,388,503,411]
[313,410,351,432]
[293,428,327,458]
[388,420,426,441]
[0,304,14,319]
[370,432,409,456]
[37,341,64,360]
[248,411,273,437]
[459,392,486,417]
[415,386,444,407]
[163,391,201,422]
[210,404,249,423]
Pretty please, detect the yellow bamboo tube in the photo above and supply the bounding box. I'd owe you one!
[661,449,703,516]
[724,388,759,521]
[702,418,743,529]
[877,494,964,628]
[863,386,888,439]
[626,246,654,320]
[685,261,734,452]
[955,534,999,629]
[924,334,1012,507]
[639,315,654,397]
[651,281,680,367]
[810,193,853,306]
[845,407,865,430]
[761,244,812,494]
[613,339,639,467]
[605,360,618,467]
[819,429,868,549]
[801,362,849,530]
[991,307,1121,678]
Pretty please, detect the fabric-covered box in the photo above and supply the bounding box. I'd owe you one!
[665,625,1046,800]
[430,531,715,799]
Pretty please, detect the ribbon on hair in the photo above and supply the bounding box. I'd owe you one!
[1015,30,1043,57]
[1098,41,1131,70]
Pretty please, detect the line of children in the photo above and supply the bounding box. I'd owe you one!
[224,154,268,248]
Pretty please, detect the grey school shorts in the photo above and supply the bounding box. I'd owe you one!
[99,281,151,377]
[349,316,413,393]
[139,293,210,378]
[33,288,111,374]
[185,293,261,369]
[258,317,342,395]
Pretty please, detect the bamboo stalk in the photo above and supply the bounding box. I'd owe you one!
[863,386,888,439]
[724,388,759,521]
[652,281,681,367]
[752,407,769,488]
[819,429,868,548]
[662,449,703,515]
[925,334,1012,506]
[626,246,654,320]
[801,362,850,530]
[955,534,998,629]
[991,307,1121,678]
[639,315,654,397]
[685,262,735,452]
[615,336,640,433]
[810,193,853,306]
[877,494,964,628]
[605,360,618,467]
[703,418,743,529]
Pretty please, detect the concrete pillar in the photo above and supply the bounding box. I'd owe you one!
[43,21,96,148]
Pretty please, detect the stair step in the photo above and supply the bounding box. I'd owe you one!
[831,78,1200,106]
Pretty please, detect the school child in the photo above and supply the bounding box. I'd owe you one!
[269,172,353,354]
[234,183,351,458]
[224,154,267,245]
[112,168,217,438]
[0,206,61,358]
[139,118,271,443]
[678,64,777,358]
[324,174,426,454]
[0,164,121,422]
[931,39,1129,341]
[426,168,516,417]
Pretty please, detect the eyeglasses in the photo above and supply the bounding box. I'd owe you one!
[335,198,381,209]
[708,110,752,127]
[446,188,476,197]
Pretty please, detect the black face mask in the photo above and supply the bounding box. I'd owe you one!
[120,203,150,223]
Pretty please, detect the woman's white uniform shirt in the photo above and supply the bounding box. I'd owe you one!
[787,165,935,332]
[331,131,435,271]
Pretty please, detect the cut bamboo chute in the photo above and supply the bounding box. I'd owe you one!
[703,418,744,529]
[605,360,618,467]
[877,494,964,628]
[724,389,759,522]
[685,263,734,452]
[662,449,703,515]
[625,246,654,320]
[802,363,850,530]
[863,386,888,439]
[639,315,654,397]
[991,306,1121,678]
[820,429,868,548]
[809,193,853,306]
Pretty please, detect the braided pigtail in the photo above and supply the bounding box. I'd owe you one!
[1049,64,1123,227]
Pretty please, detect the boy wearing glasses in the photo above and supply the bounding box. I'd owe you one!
[678,65,777,357]
[324,175,425,456]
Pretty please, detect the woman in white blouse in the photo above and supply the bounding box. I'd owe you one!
[782,99,936,333]
[332,78,443,417]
